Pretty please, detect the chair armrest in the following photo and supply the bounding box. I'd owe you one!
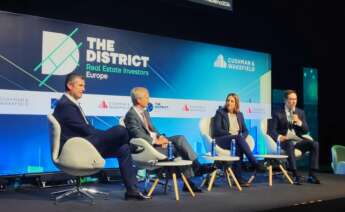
[57,137,105,169]
[130,138,167,161]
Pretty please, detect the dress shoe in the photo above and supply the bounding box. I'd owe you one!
[307,175,321,184]
[183,181,203,193]
[124,191,151,200]
[293,176,302,185]
[130,144,145,154]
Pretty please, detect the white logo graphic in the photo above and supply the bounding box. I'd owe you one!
[214,54,227,68]
[41,31,80,75]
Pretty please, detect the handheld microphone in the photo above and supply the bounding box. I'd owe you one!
[291,109,297,124]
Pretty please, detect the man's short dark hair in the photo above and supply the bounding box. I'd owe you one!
[65,73,84,91]
[284,89,297,99]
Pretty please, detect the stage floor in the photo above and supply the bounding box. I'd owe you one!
[1,172,345,212]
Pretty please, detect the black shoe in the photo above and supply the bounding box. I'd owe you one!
[124,191,151,200]
[307,175,321,184]
[293,176,303,185]
[130,144,145,154]
[183,181,203,193]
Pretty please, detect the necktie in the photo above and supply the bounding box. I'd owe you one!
[141,112,151,131]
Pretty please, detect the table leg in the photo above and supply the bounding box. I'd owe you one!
[228,168,242,191]
[279,164,293,184]
[225,167,232,188]
[147,178,160,197]
[181,173,195,197]
[268,165,273,186]
[207,170,217,191]
[172,173,179,201]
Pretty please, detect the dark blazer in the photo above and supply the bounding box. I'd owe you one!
[124,107,161,145]
[53,95,99,152]
[213,107,249,139]
[268,107,309,141]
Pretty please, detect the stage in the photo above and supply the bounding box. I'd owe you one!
[1,172,345,212]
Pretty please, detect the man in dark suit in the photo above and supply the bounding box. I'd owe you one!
[53,73,150,200]
[268,89,320,185]
[124,87,212,192]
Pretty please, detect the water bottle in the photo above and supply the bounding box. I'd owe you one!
[167,141,174,160]
[231,139,236,156]
[276,140,281,155]
[211,139,216,157]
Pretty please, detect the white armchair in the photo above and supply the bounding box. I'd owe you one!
[119,117,195,201]
[199,117,255,156]
[47,114,108,204]
[331,145,345,175]
[260,119,304,157]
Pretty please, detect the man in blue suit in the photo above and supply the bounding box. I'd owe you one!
[53,73,150,200]
[268,89,320,185]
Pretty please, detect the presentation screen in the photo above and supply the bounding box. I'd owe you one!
[0,11,271,176]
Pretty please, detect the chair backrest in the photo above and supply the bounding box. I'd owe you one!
[260,119,276,154]
[118,116,125,127]
[47,114,61,163]
[331,145,345,170]
[119,116,167,166]
[199,117,257,156]
[47,114,105,176]
[199,117,227,155]
[199,117,214,139]
[261,118,304,157]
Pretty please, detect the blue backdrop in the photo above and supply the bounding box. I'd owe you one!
[0,11,271,175]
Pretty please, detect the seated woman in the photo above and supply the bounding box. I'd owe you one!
[213,93,263,187]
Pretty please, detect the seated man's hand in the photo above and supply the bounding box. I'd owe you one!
[155,136,169,148]
[292,114,302,126]
[279,135,288,142]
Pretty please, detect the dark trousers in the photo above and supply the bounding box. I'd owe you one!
[86,125,138,192]
[216,135,258,181]
[281,139,319,172]
[154,135,197,177]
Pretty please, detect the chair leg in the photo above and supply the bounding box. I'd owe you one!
[199,174,209,188]
[163,178,169,194]
[268,165,273,186]
[147,178,160,197]
[224,167,232,189]
[247,171,256,184]
[81,188,110,199]
[172,173,179,201]
[50,187,75,197]
[227,168,242,191]
[54,189,79,204]
[181,173,195,197]
[278,164,293,184]
[79,189,95,204]
[207,170,217,191]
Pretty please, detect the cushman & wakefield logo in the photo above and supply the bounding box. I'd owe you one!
[214,54,256,72]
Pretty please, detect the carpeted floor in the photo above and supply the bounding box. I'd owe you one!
[1,172,345,212]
